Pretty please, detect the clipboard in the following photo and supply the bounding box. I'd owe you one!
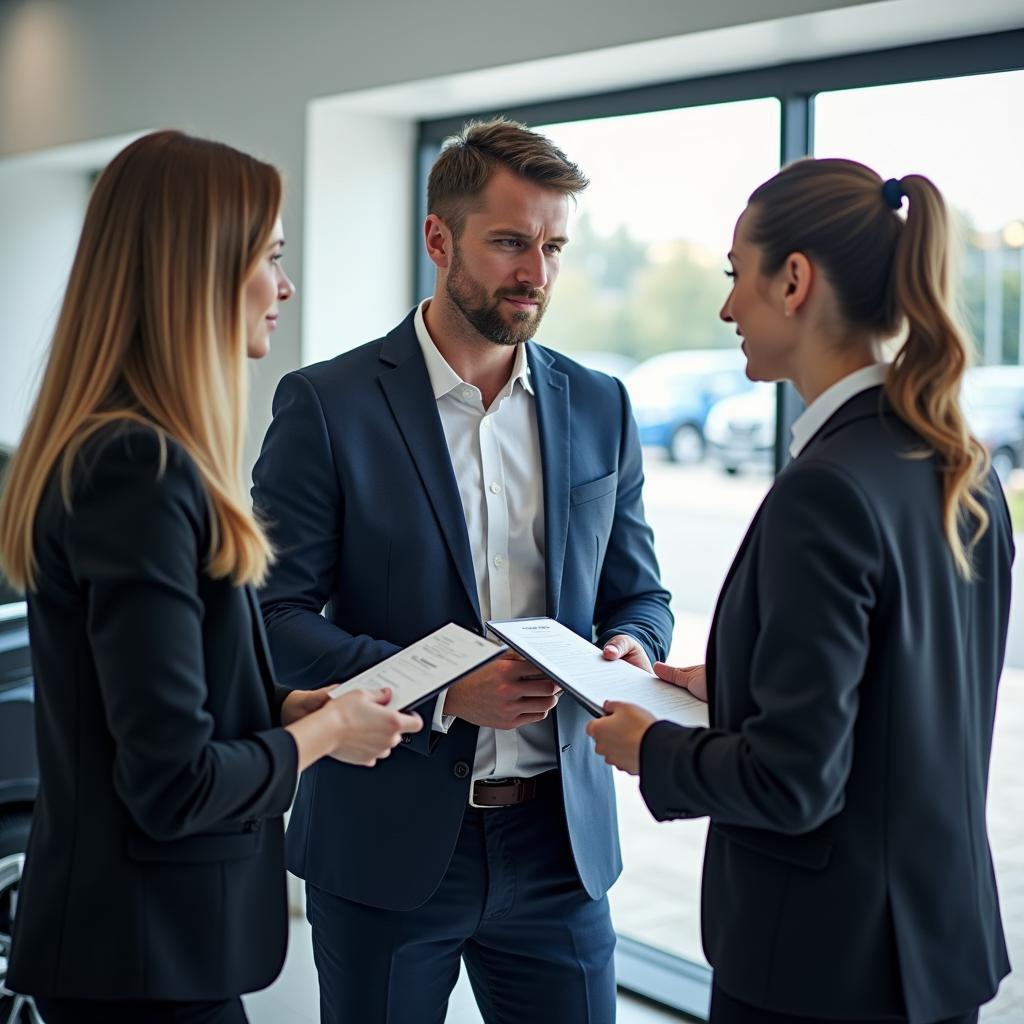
[329,622,507,712]
[487,616,709,728]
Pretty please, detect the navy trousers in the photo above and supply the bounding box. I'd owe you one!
[306,783,617,1024]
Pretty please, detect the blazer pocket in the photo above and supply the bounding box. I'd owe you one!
[570,470,618,508]
[712,823,833,872]
[127,828,260,864]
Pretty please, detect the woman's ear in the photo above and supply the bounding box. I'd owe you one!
[781,251,813,317]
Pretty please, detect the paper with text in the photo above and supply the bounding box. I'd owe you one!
[488,617,709,728]
[329,623,506,711]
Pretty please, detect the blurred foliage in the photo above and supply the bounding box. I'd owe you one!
[540,208,1023,368]
[539,213,737,360]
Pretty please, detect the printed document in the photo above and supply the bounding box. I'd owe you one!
[329,622,506,711]
[487,617,709,728]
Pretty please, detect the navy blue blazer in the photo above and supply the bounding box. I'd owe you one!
[252,310,672,910]
[640,388,1012,1022]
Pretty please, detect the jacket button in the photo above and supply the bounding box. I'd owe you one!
[453,761,470,779]
[401,734,412,744]
[242,818,261,832]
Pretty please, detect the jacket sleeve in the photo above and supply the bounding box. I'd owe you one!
[593,378,674,664]
[67,431,298,842]
[639,461,883,834]
[252,370,401,690]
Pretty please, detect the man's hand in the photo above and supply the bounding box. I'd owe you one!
[585,701,657,776]
[443,651,561,729]
[601,633,654,672]
[654,662,708,703]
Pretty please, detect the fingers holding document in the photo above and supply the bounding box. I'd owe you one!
[601,633,654,672]
[286,686,423,771]
[586,701,657,776]
[654,662,708,703]
[443,651,562,730]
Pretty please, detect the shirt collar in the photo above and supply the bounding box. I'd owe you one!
[789,362,889,459]
[413,299,533,402]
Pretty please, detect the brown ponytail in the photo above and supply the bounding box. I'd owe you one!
[747,159,989,579]
[887,175,989,579]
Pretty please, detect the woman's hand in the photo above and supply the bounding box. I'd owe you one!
[654,662,708,702]
[280,685,333,726]
[285,686,423,772]
[327,688,423,766]
[585,701,657,776]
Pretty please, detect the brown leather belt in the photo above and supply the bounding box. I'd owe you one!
[469,770,560,808]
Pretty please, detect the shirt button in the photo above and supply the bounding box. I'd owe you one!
[462,388,475,401]
[489,482,502,495]
[493,555,506,569]
[453,761,470,779]
[481,417,491,429]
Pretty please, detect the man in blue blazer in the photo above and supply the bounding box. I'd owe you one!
[252,118,672,1024]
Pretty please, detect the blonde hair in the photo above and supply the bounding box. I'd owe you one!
[747,158,989,579]
[0,130,280,590]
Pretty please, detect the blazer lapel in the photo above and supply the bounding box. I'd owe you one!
[528,344,570,619]
[378,321,481,624]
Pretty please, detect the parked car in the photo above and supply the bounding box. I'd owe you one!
[704,383,777,475]
[0,445,39,1024]
[626,349,752,463]
[961,365,1024,483]
[569,350,638,380]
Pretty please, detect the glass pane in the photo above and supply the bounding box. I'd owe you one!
[536,98,781,966]
[815,71,1024,1022]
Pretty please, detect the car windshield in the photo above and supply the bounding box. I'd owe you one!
[962,382,1024,416]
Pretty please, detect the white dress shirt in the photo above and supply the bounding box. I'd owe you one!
[414,300,558,781]
[789,363,890,459]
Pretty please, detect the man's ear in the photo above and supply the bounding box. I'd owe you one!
[424,214,454,270]
[781,251,813,317]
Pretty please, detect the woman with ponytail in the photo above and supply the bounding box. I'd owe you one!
[588,158,1011,1023]
[0,131,422,1024]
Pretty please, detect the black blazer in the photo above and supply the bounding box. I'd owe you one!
[8,425,298,1001]
[640,388,1012,1022]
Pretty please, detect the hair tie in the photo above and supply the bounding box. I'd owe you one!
[882,178,904,210]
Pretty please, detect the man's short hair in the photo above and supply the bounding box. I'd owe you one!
[427,117,588,238]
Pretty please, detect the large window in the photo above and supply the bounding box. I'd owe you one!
[418,32,1024,1021]
[534,102,779,991]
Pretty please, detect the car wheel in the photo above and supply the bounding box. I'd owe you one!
[668,424,703,465]
[991,447,1016,484]
[0,813,43,1024]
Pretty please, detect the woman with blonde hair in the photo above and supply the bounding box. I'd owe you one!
[0,130,421,1024]
[588,159,1012,1024]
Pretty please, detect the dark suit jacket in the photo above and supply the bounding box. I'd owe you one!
[8,425,298,1001]
[640,387,1012,1021]
[252,310,672,910]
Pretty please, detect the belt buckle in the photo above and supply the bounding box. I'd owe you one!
[469,777,514,809]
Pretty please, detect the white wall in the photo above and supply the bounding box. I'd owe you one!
[0,164,90,446]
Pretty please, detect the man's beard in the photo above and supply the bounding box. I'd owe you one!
[445,245,548,346]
